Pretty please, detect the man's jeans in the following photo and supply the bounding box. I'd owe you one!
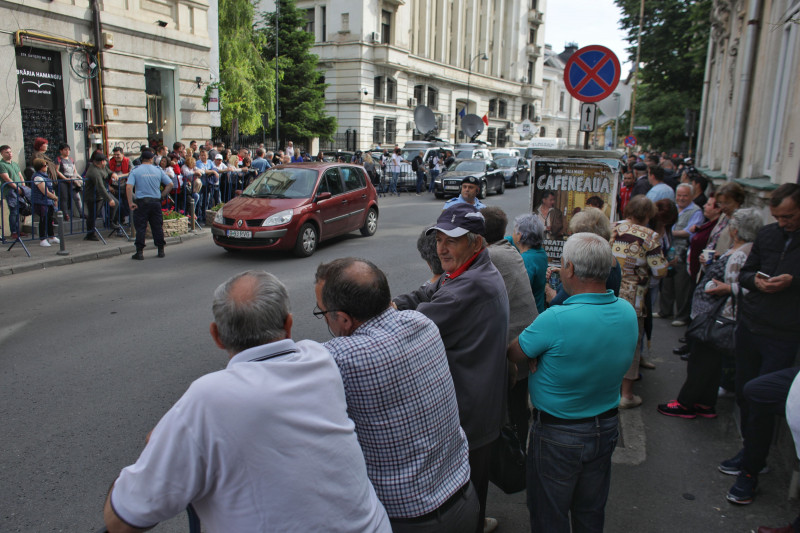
[429,169,439,192]
[415,169,426,194]
[390,171,399,194]
[5,187,20,235]
[527,415,619,533]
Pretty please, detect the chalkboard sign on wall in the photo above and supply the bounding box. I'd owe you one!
[16,47,67,167]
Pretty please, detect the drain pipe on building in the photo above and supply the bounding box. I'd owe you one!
[695,31,714,165]
[727,0,762,181]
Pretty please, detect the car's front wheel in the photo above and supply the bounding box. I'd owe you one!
[497,179,505,195]
[293,223,318,257]
[360,208,378,236]
[510,174,518,188]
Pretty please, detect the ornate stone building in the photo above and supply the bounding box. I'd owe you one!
[696,0,799,204]
[0,0,217,165]
[261,0,547,148]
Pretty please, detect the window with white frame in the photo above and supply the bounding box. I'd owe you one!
[765,5,798,173]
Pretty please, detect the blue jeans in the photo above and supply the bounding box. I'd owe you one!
[416,169,426,193]
[5,187,20,235]
[429,170,439,192]
[390,171,399,194]
[527,415,619,533]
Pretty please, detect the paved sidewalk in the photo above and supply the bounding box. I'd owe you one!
[0,225,209,276]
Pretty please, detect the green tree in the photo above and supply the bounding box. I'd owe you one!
[615,0,711,150]
[212,0,275,145]
[258,0,336,146]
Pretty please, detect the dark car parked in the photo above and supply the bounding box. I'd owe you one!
[494,157,530,187]
[212,163,379,257]
[434,159,506,199]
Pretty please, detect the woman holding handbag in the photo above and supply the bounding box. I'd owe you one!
[658,208,764,419]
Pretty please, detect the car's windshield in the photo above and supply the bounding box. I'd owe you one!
[455,150,474,159]
[495,157,517,168]
[454,160,484,172]
[241,168,318,199]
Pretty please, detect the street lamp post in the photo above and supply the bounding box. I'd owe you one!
[466,52,488,113]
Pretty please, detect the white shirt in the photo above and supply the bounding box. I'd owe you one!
[111,339,391,533]
[391,153,402,172]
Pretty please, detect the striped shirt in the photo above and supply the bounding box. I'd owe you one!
[324,307,470,519]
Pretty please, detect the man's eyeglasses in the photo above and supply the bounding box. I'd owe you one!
[313,305,343,319]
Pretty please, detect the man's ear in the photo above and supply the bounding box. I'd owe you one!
[210,322,226,350]
[283,314,293,339]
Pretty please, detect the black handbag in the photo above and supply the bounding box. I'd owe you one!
[686,293,736,355]
[488,424,527,494]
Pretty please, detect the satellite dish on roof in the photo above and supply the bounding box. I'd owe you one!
[414,105,438,140]
[461,114,484,142]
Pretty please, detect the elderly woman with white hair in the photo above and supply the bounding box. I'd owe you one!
[506,213,548,312]
[658,207,765,419]
[547,207,622,306]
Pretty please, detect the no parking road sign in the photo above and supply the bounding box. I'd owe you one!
[564,45,621,103]
[624,135,637,147]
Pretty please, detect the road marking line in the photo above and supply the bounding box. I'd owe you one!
[613,409,646,465]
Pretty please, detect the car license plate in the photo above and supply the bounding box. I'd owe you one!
[226,230,252,239]
[445,185,460,191]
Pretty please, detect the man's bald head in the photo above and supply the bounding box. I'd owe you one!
[315,258,390,323]
[212,271,290,353]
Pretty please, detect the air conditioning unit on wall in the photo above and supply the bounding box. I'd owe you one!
[408,97,417,107]
[369,31,380,43]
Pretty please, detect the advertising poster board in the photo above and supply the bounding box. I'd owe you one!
[531,158,619,263]
[16,47,65,110]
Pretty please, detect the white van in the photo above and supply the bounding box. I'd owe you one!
[491,148,521,159]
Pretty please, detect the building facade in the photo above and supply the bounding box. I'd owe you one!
[260,0,546,149]
[0,0,217,168]
[696,0,799,204]
[540,43,581,146]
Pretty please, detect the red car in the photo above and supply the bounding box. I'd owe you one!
[212,163,379,256]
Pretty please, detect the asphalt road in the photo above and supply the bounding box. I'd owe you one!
[1,185,798,532]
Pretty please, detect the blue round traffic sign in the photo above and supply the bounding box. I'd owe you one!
[563,45,621,103]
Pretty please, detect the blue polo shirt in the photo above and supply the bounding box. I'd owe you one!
[442,195,486,210]
[518,290,638,419]
[127,163,172,200]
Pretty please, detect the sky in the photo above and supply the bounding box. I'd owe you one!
[544,0,633,74]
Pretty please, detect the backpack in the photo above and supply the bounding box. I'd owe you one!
[411,158,419,172]
[17,190,32,217]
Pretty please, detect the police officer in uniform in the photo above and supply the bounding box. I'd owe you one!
[126,149,173,260]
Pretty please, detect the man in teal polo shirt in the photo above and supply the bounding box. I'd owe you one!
[126,150,172,260]
[508,232,638,533]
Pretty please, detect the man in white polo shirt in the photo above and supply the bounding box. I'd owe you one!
[103,270,390,533]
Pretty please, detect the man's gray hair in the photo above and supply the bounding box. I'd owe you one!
[212,271,290,353]
[562,232,614,282]
[513,213,544,248]
[676,183,693,195]
[729,207,764,243]
[568,207,612,241]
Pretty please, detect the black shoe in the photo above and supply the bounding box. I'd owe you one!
[84,233,100,241]
[727,473,757,505]
[679,337,687,343]
[131,251,144,260]
[673,345,690,356]
[157,247,165,258]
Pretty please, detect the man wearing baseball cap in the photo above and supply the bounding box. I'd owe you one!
[394,203,509,533]
[443,176,487,210]
[126,149,173,260]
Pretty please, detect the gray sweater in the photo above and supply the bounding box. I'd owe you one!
[393,249,510,450]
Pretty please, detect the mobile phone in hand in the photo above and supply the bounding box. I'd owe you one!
[756,271,771,280]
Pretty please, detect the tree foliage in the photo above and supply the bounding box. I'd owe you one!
[213,0,275,139]
[614,0,711,150]
[258,0,337,144]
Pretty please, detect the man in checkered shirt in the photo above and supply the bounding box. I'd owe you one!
[314,258,478,532]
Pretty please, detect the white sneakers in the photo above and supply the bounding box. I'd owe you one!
[39,239,51,247]
[39,237,60,247]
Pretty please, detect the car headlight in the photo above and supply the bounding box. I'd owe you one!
[262,209,293,227]
[214,207,224,224]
